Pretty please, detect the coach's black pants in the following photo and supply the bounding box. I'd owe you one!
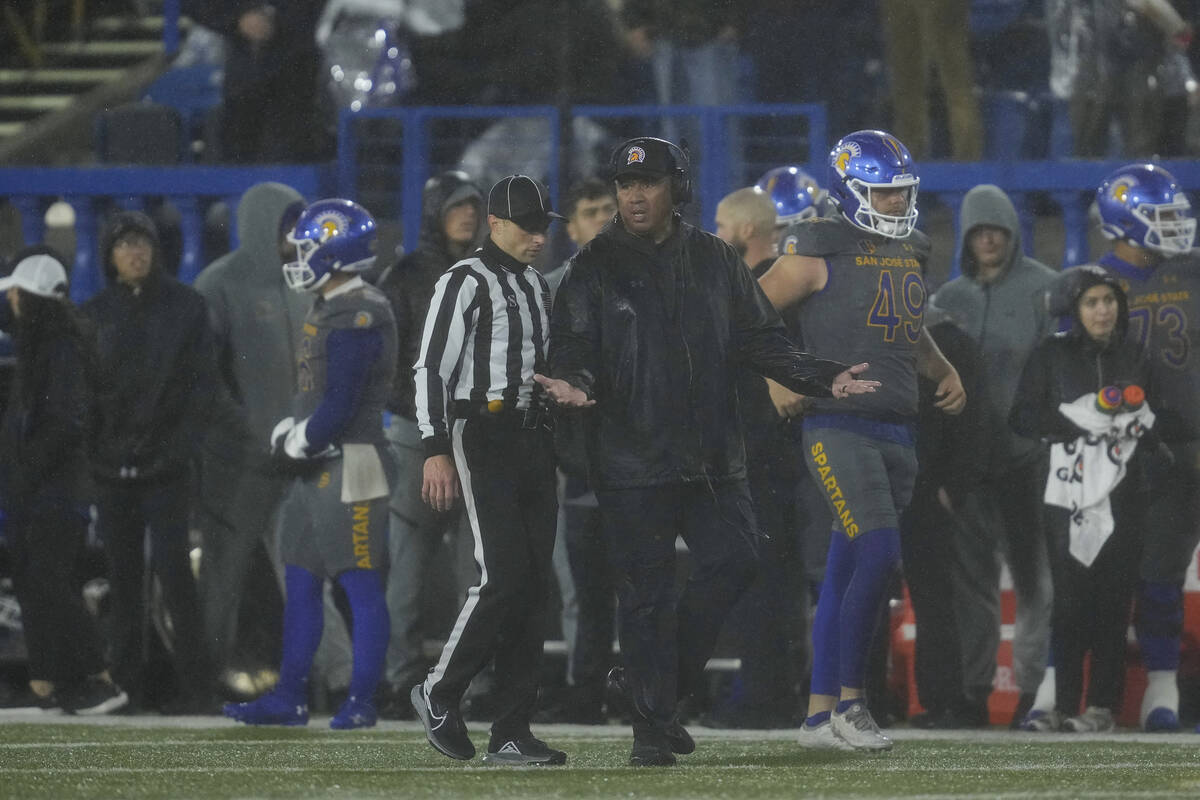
[8,492,107,687]
[597,480,760,729]
[426,417,557,736]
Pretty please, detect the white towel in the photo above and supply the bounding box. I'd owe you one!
[1043,393,1155,567]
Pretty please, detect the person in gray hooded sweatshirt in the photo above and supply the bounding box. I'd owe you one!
[931,184,1058,726]
[194,182,351,696]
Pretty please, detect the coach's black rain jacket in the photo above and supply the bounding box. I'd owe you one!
[549,214,847,490]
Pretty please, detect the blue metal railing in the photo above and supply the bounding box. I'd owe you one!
[337,103,829,247]
[0,165,331,302]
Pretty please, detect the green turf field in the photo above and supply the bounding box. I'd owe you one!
[2,718,1200,799]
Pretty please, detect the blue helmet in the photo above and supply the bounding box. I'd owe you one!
[827,130,919,239]
[283,199,377,292]
[756,165,827,226]
[1096,164,1195,256]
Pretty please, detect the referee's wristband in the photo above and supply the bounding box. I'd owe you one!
[423,435,452,459]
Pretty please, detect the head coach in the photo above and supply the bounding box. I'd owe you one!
[534,136,879,766]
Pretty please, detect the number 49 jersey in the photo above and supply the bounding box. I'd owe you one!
[1103,252,1200,442]
[790,215,932,419]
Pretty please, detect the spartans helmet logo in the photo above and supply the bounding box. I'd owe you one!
[626,146,646,166]
[1111,180,1135,205]
[313,211,350,243]
[833,141,862,177]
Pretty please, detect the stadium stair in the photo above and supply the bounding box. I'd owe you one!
[0,10,184,164]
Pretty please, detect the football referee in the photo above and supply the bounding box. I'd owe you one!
[410,175,571,766]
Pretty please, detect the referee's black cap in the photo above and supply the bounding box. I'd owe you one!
[488,175,565,233]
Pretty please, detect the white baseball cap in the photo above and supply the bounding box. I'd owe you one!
[0,254,69,298]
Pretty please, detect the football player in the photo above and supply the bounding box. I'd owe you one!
[758,130,965,751]
[756,164,829,255]
[223,199,397,730]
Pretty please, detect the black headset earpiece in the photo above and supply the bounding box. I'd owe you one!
[608,136,693,206]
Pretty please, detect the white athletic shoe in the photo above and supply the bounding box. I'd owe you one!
[1019,709,1063,732]
[1063,706,1114,733]
[796,719,852,751]
[831,703,893,751]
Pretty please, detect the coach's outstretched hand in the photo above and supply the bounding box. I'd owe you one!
[534,374,596,408]
[830,362,881,399]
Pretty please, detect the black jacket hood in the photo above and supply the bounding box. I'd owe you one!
[418,170,483,255]
[100,210,162,284]
[1060,265,1130,347]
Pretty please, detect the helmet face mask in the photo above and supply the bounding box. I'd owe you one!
[828,130,920,239]
[283,199,377,292]
[1097,164,1195,256]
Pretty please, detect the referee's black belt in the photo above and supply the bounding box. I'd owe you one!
[453,399,553,431]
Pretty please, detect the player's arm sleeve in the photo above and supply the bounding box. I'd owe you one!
[548,259,601,399]
[725,244,845,398]
[414,270,476,457]
[303,327,383,453]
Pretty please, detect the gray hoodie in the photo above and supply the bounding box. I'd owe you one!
[193,182,311,459]
[932,184,1059,469]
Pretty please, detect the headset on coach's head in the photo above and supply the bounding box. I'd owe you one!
[608,136,693,205]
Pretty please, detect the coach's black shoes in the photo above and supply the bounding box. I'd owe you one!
[411,683,475,761]
[606,667,695,755]
[629,726,676,767]
[482,732,568,766]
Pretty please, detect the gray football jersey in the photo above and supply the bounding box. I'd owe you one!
[295,282,398,445]
[1102,253,1200,441]
[792,216,932,419]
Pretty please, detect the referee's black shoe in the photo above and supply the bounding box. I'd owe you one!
[482,732,568,766]
[411,683,475,761]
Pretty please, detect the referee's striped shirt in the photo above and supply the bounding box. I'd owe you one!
[414,237,551,456]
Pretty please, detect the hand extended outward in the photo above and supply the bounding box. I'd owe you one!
[830,362,881,399]
[422,454,461,512]
[533,374,596,408]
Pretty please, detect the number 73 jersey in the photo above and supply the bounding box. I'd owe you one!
[785,215,932,419]
[1106,252,1200,442]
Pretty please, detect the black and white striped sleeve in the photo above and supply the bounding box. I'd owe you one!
[414,267,477,456]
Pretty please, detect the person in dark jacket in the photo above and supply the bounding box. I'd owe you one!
[182,0,328,162]
[1010,266,1164,733]
[82,211,219,713]
[538,136,877,766]
[0,250,128,715]
[375,170,483,714]
[901,302,987,729]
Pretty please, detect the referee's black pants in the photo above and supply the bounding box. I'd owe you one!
[597,480,760,729]
[426,416,557,736]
